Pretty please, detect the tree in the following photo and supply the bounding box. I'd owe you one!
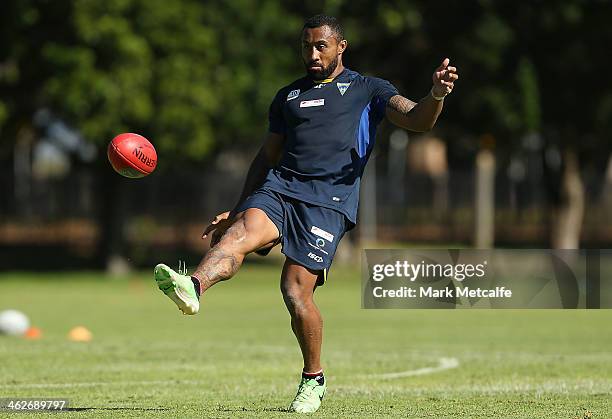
[0,0,306,267]
[1,0,609,254]
[334,0,610,248]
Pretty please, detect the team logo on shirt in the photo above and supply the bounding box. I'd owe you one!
[337,82,351,96]
[286,89,300,101]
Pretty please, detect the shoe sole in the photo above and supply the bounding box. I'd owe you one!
[154,264,199,315]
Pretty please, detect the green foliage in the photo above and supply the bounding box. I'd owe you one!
[516,58,541,133]
[0,101,7,128]
[0,0,302,160]
[0,0,608,158]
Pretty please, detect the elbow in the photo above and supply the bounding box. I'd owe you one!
[422,122,436,132]
[419,118,438,132]
[398,117,437,133]
[410,122,435,133]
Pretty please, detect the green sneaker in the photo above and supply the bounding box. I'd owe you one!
[154,262,199,315]
[288,377,327,413]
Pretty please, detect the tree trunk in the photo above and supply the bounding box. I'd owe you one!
[551,149,584,249]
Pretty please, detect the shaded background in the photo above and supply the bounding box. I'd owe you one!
[1,0,610,271]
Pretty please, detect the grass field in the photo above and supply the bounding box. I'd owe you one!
[0,262,610,418]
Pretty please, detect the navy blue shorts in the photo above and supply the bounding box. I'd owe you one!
[235,187,349,285]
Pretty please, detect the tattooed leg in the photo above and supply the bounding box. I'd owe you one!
[192,208,279,294]
[193,219,245,292]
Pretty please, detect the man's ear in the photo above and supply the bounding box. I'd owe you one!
[338,39,347,54]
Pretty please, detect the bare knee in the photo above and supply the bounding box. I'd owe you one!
[281,281,311,313]
[281,262,319,315]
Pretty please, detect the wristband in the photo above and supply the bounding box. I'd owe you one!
[430,88,447,101]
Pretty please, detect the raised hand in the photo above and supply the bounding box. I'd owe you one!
[432,58,459,99]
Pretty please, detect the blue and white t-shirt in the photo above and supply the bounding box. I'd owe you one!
[263,68,399,224]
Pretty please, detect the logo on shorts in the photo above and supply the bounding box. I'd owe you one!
[311,226,334,242]
[287,89,300,101]
[308,252,323,263]
[308,241,329,255]
[316,238,325,248]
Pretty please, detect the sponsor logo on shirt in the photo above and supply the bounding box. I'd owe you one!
[311,225,334,242]
[287,89,300,101]
[337,82,351,96]
[300,99,325,108]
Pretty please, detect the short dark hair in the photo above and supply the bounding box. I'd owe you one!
[303,14,344,41]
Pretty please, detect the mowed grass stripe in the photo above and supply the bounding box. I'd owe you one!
[0,264,610,418]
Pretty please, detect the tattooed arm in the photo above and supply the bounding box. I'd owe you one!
[386,58,459,132]
[386,94,442,132]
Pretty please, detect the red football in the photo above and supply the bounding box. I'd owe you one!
[107,133,157,178]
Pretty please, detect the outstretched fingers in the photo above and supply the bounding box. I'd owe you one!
[432,58,459,97]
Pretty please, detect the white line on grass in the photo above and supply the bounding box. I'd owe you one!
[367,357,460,380]
[1,358,462,389]
[0,379,203,390]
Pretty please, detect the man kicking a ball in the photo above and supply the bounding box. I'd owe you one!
[154,14,458,413]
